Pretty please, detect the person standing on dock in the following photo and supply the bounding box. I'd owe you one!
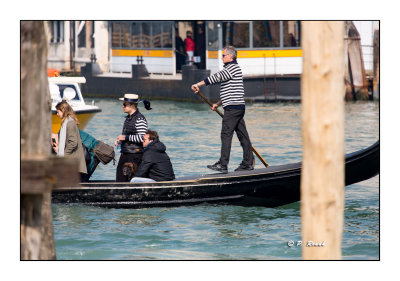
[175,29,185,72]
[184,30,195,65]
[115,93,151,182]
[191,45,255,173]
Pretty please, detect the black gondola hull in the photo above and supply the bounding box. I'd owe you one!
[52,141,379,208]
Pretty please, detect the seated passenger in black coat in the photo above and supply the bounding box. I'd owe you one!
[131,130,175,182]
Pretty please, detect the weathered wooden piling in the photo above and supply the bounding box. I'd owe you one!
[21,21,80,260]
[373,29,380,99]
[300,21,345,260]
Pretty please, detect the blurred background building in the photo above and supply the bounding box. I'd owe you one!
[46,20,379,100]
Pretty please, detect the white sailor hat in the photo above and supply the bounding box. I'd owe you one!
[119,93,152,110]
[119,93,139,103]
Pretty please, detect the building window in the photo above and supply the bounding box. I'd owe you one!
[207,21,219,50]
[222,21,249,48]
[131,22,141,48]
[121,22,131,47]
[90,21,95,48]
[142,22,151,48]
[253,21,281,48]
[78,21,95,48]
[112,21,174,49]
[161,22,173,48]
[50,21,64,43]
[112,22,121,48]
[78,21,86,47]
[152,22,162,48]
[283,21,301,47]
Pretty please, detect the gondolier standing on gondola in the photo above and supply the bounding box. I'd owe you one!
[191,45,255,173]
[115,93,152,182]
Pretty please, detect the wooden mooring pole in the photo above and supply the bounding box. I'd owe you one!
[300,21,345,260]
[21,21,80,260]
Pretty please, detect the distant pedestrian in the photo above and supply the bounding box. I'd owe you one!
[175,29,185,71]
[184,30,195,65]
[289,33,297,47]
[115,93,152,182]
[195,26,206,69]
[191,46,255,173]
[131,130,175,182]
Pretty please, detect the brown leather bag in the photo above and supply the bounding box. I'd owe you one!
[93,140,116,165]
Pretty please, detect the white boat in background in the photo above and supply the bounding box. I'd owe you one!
[49,76,101,133]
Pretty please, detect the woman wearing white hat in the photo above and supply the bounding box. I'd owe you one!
[115,93,152,181]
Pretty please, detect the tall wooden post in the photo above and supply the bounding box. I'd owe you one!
[21,21,55,260]
[300,21,345,260]
[21,21,80,260]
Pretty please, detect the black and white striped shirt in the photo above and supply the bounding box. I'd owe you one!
[204,60,245,108]
[122,110,148,144]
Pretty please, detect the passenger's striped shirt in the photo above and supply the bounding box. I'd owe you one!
[204,60,245,108]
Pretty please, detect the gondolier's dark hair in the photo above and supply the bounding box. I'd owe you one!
[224,45,237,60]
[146,129,158,141]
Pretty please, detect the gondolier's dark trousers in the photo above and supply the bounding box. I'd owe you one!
[219,107,254,167]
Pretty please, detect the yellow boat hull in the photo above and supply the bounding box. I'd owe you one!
[52,110,101,133]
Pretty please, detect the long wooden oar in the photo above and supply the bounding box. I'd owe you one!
[196,91,269,168]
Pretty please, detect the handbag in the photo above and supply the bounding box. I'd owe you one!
[93,140,116,165]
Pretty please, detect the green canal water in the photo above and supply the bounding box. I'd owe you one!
[52,99,379,260]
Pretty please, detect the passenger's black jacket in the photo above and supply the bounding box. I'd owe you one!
[134,138,175,181]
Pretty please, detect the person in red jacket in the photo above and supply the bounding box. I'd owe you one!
[184,30,195,65]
